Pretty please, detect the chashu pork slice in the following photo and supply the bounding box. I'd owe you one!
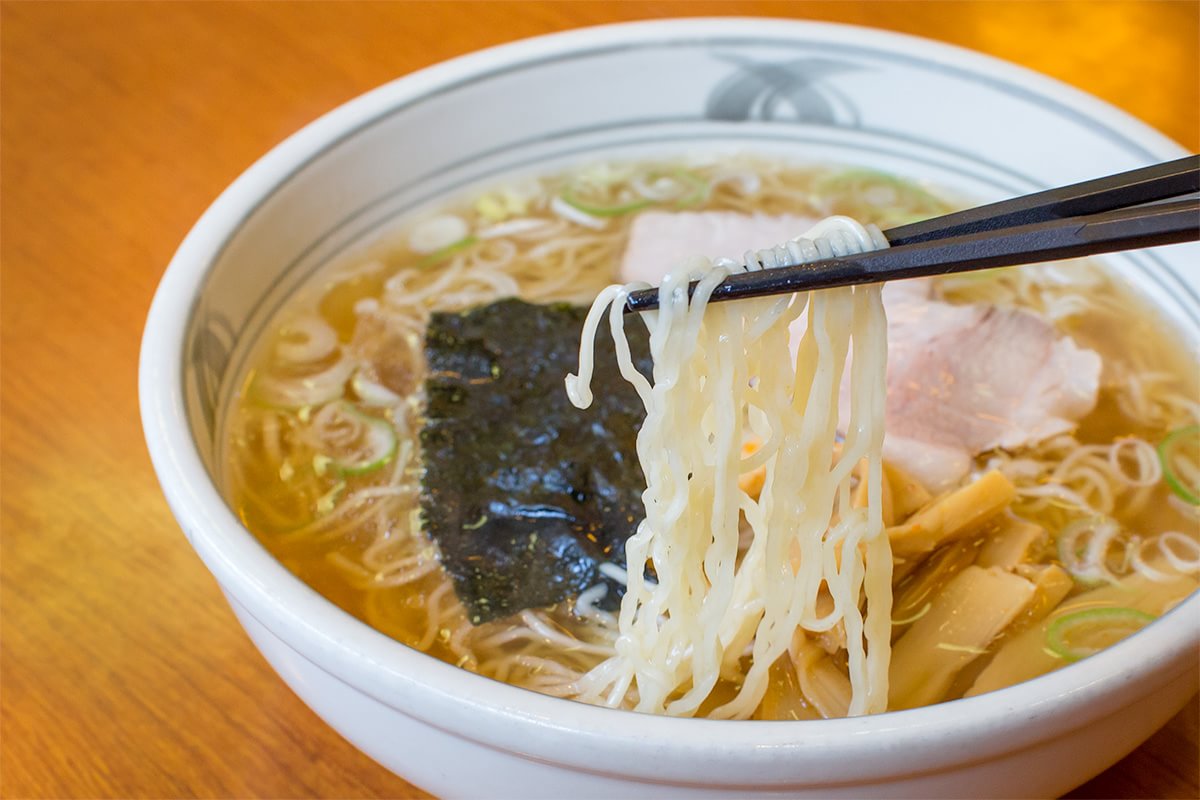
[620,211,1102,492]
[620,210,817,285]
[875,281,1101,491]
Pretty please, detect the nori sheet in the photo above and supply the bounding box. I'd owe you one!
[420,298,652,624]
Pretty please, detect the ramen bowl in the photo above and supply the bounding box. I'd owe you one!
[140,18,1199,798]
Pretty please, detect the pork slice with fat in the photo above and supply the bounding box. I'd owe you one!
[620,210,817,285]
[876,289,1101,490]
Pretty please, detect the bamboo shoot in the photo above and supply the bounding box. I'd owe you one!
[889,565,1034,710]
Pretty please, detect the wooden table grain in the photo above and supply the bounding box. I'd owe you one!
[1,2,1196,798]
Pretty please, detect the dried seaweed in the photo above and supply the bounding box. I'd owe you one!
[420,299,651,623]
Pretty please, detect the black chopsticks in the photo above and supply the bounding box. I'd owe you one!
[623,155,1200,314]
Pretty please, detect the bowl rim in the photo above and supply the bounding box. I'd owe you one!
[140,16,1199,786]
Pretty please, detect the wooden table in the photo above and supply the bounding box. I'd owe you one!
[2,2,1196,797]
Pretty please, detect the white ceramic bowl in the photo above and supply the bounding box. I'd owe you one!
[140,18,1199,798]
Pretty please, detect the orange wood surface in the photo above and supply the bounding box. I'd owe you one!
[1,2,1197,798]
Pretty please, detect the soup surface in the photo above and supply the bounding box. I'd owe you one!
[225,157,1199,718]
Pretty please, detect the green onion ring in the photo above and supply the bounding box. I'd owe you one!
[560,188,653,218]
[1158,425,1200,505]
[414,235,478,270]
[1045,607,1156,662]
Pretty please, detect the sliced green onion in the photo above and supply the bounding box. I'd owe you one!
[475,194,508,223]
[247,358,354,410]
[562,168,708,218]
[1045,607,1156,662]
[462,514,489,531]
[816,168,950,228]
[670,170,710,208]
[560,187,652,217]
[409,214,469,253]
[274,315,338,364]
[315,480,347,515]
[413,235,477,270]
[351,370,403,407]
[312,453,333,477]
[337,420,396,476]
[1056,516,1120,586]
[1158,425,1200,505]
[312,401,398,476]
[818,168,944,204]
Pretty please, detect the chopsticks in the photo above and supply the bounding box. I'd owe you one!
[623,155,1200,313]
